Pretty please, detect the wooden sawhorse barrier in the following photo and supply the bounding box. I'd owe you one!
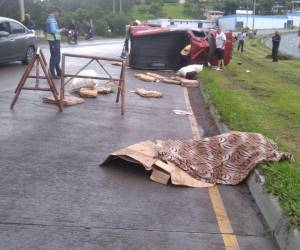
[10,47,62,111]
[10,49,125,115]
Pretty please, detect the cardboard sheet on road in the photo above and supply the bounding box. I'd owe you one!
[101,140,213,188]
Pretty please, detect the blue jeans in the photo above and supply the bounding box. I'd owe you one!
[48,40,61,76]
[238,40,244,52]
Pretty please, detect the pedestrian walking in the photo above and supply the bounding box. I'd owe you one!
[215,27,226,70]
[272,31,281,62]
[121,20,141,59]
[237,30,246,53]
[46,7,65,79]
[121,24,131,59]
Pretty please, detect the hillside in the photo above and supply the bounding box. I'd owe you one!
[130,3,192,21]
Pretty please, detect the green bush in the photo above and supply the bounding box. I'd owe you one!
[94,19,109,36]
[107,14,130,36]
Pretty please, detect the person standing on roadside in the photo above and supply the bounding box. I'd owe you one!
[237,30,246,53]
[272,31,281,62]
[215,27,227,70]
[23,14,34,30]
[46,7,65,79]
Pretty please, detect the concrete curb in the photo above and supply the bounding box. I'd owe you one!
[199,81,300,250]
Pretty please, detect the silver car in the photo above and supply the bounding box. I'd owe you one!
[0,17,37,64]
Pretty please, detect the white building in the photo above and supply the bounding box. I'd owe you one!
[147,19,216,29]
[218,13,300,31]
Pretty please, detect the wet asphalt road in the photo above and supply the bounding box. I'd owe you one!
[266,32,300,58]
[0,39,277,249]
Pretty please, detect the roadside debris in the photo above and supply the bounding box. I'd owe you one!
[162,78,181,85]
[146,72,166,81]
[43,95,84,106]
[134,73,157,82]
[96,86,114,94]
[173,109,192,115]
[135,88,163,98]
[111,62,123,67]
[64,70,116,98]
[135,71,200,87]
[174,77,199,88]
[101,132,293,187]
[66,69,99,92]
[79,88,98,98]
[146,72,181,85]
[102,140,213,188]
[177,64,203,79]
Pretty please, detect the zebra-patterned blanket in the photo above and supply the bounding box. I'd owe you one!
[157,132,293,185]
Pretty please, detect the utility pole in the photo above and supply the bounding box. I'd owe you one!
[113,0,116,14]
[120,0,123,13]
[246,0,249,28]
[252,0,256,32]
[19,0,25,21]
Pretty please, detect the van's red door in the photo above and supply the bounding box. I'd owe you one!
[191,31,233,66]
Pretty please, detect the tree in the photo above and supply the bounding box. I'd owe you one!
[184,0,205,19]
[107,14,130,36]
[223,0,240,15]
[94,18,109,36]
[148,2,164,17]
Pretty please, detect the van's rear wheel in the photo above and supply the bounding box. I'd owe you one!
[22,46,35,65]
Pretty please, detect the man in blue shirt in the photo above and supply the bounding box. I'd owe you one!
[46,7,65,79]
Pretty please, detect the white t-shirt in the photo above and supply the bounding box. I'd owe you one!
[216,32,226,49]
[237,32,246,41]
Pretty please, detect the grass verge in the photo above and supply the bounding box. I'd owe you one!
[200,36,300,227]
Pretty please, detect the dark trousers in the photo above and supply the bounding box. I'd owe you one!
[48,40,61,76]
[272,46,279,61]
[121,38,129,58]
[237,40,244,52]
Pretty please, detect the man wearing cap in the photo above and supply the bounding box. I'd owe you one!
[46,7,65,79]
[215,27,226,70]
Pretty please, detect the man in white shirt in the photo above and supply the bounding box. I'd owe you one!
[215,27,227,70]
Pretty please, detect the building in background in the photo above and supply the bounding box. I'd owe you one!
[272,5,285,14]
[291,1,300,12]
[218,11,300,30]
[147,19,216,29]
